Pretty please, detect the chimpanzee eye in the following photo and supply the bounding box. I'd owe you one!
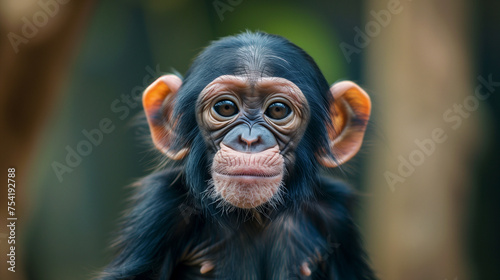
[214,100,238,117]
[265,102,291,120]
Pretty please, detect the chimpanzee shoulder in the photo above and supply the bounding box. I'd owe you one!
[99,168,195,279]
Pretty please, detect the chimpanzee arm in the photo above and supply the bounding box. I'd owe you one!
[97,169,189,280]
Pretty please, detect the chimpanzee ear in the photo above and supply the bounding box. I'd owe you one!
[143,75,189,160]
[317,81,371,167]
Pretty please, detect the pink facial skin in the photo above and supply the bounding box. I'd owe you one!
[211,143,285,209]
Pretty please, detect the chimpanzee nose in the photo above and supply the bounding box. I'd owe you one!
[240,133,260,146]
[222,124,277,153]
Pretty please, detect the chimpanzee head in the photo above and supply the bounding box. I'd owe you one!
[143,32,370,211]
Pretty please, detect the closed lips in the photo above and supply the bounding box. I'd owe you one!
[214,170,281,178]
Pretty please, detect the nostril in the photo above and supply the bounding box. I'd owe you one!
[240,135,261,146]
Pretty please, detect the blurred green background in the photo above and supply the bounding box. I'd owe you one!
[0,0,498,280]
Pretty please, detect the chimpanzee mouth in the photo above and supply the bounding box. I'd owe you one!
[210,143,285,208]
[214,171,282,178]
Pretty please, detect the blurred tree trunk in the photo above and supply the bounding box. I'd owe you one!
[0,1,96,279]
[363,0,479,280]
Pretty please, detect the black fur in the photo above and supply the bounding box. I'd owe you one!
[98,32,376,280]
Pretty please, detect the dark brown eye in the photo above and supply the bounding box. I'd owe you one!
[214,100,238,117]
[265,102,291,120]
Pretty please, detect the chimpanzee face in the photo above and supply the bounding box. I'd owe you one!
[196,75,310,208]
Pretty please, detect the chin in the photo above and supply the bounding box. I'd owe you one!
[211,171,283,209]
